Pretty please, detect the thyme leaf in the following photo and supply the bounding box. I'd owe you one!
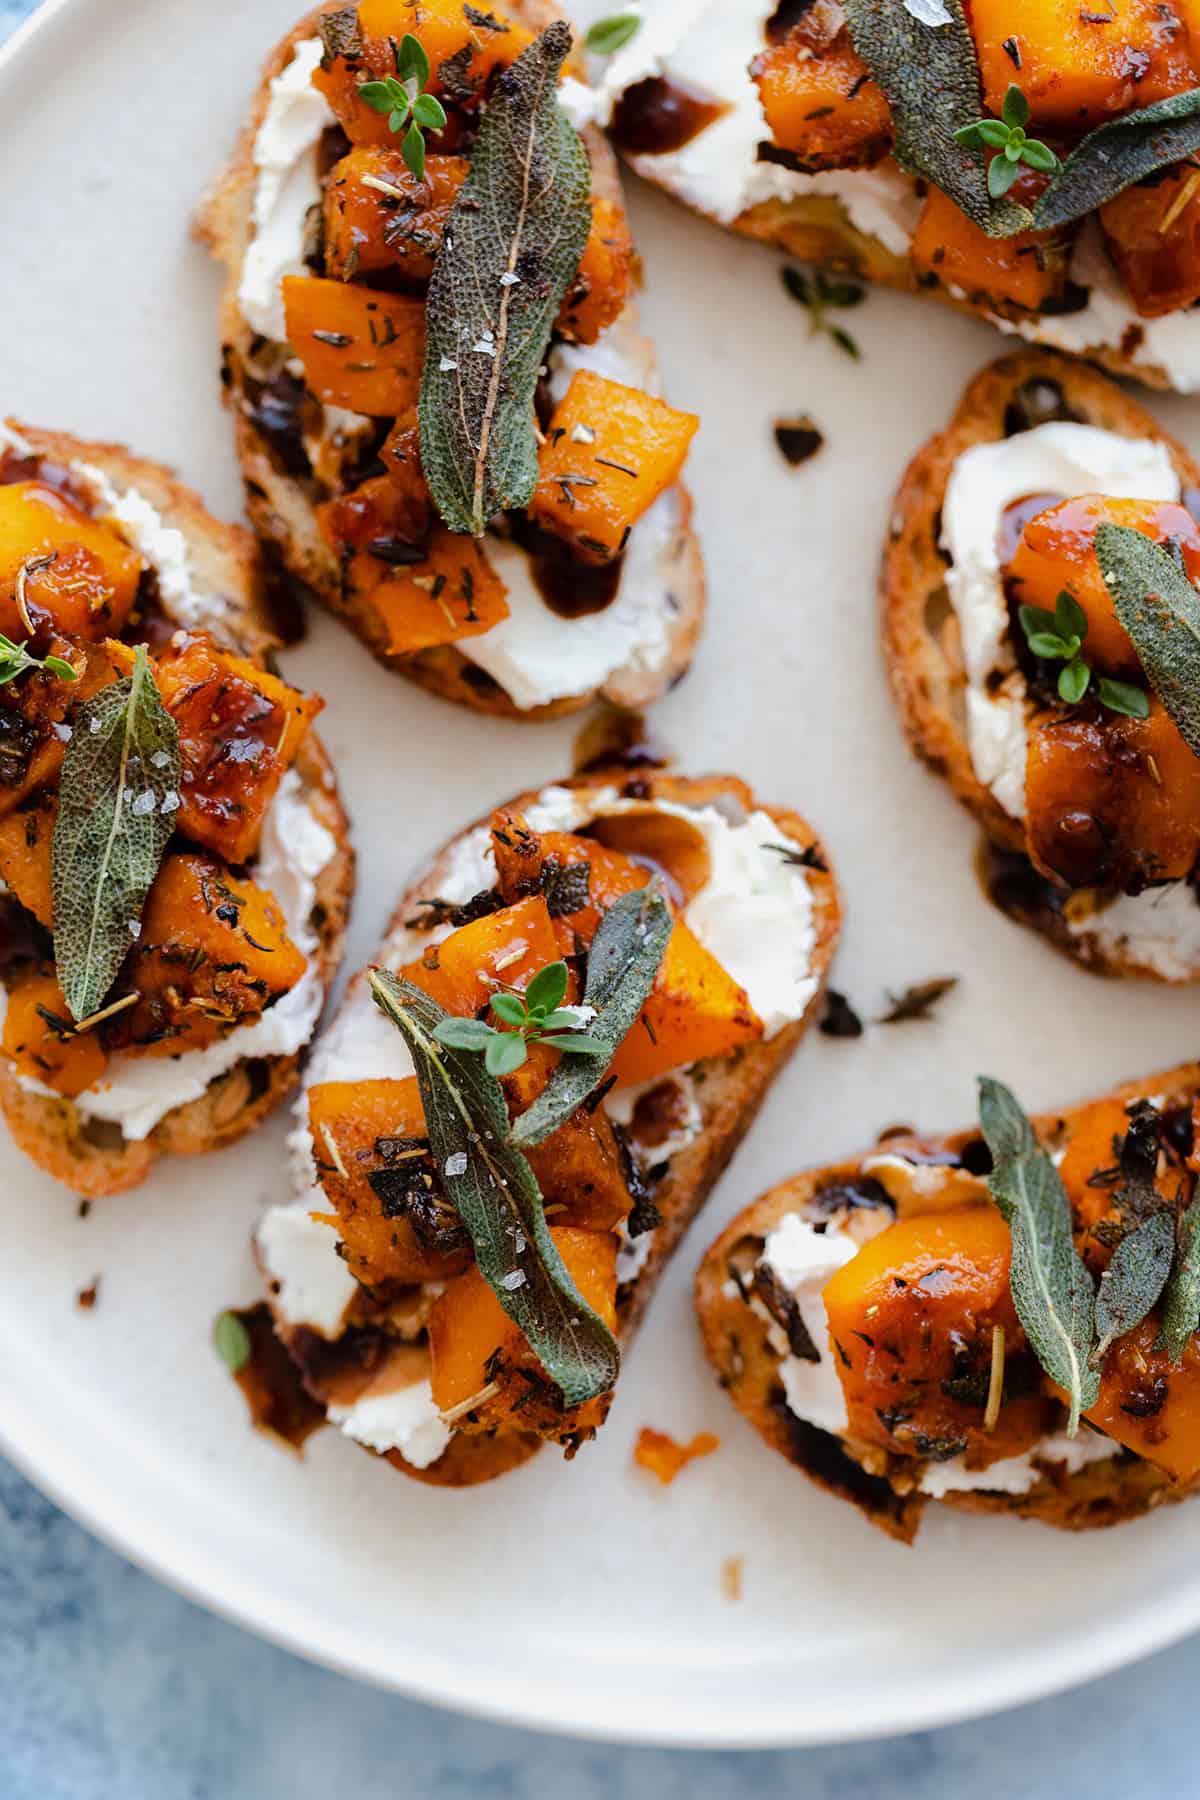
[0,632,78,687]
[214,1310,252,1374]
[586,12,642,54]
[1095,522,1200,758]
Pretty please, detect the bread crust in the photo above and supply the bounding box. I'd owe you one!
[881,348,1200,979]
[696,1058,1200,1541]
[0,424,355,1198]
[196,4,706,721]
[272,764,841,1485]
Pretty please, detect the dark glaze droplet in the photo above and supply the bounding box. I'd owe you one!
[611,76,730,155]
[774,417,824,467]
[511,516,623,618]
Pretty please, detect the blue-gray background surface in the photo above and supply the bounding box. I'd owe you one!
[0,0,1192,1792]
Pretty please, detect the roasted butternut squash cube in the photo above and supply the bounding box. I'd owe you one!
[555,197,636,345]
[822,1206,1051,1466]
[911,164,1074,314]
[1008,494,1200,680]
[526,1103,632,1232]
[0,790,55,926]
[428,1225,618,1442]
[380,407,428,518]
[972,0,1198,130]
[401,894,561,1018]
[0,482,142,643]
[611,918,762,1087]
[308,1077,472,1286]
[323,148,468,284]
[1025,698,1200,889]
[752,16,891,171]
[1101,165,1200,317]
[1059,1093,1190,1270]
[316,469,432,606]
[530,372,698,563]
[1,966,108,1097]
[0,641,128,823]
[107,854,308,1057]
[1086,1314,1200,1479]
[358,524,509,656]
[282,276,425,415]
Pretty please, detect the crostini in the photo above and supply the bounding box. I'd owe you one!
[698,1064,1200,1540]
[0,422,353,1198]
[253,762,839,1484]
[885,349,1200,981]
[198,1,704,719]
[568,0,1200,391]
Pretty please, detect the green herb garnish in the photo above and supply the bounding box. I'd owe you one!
[433,958,607,1077]
[586,12,641,54]
[0,632,78,687]
[1018,588,1149,718]
[357,32,449,180]
[214,1310,252,1375]
[954,85,1059,199]
[1159,1193,1200,1364]
[369,970,620,1408]
[51,644,181,1023]
[1032,88,1200,231]
[781,267,864,359]
[1095,522,1200,757]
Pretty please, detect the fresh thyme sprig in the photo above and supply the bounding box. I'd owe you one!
[358,32,448,181]
[781,267,864,359]
[433,959,607,1077]
[586,12,642,54]
[0,632,78,688]
[1018,589,1148,718]
[955,84,1060,199]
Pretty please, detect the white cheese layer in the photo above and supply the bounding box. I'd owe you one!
[1067,880,1200,981]
[760,1211,1121,1496]
[238,38,330,342]
[327,1377,452,1468]
[940,422,1179,819]
[74,463,229,632]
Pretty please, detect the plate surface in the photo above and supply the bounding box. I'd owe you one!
[5,0,1200,1750]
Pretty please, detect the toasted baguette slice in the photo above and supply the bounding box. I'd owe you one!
[697,1059,1200,1542]
[261,764,840,1486]
[0,424,354,1199]
[196,3,705,721]
[882,349,1200,979]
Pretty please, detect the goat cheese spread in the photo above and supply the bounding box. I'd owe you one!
[327,1377,452,1468]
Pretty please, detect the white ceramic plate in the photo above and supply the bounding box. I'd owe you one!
[5,0,1200,1750]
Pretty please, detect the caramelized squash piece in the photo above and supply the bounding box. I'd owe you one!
[0,482,142,643]
[822,1206,1051,1467]
[428,1225,618,1442]
[0,640,123,821]
[972,0,1198,130]
[555,197,636,345]
[401,894,562,1018]
[1,967,108,1097]
[316,469,432,607]
[1085,1315,1200,1480]
[1008,494,1200,681]
[1059,1093,1191,1270]
[359,525,509,656]
[308,1078,473,1286]
[1101,165,1200,318]
[752,12,891,171]
[106,854,307,1056]
[282,276,425,415]
[530,372,698,563]
[0,790,55,925]
[379,408,428,526]
[911,164,1073,314]
[323,148,468,284]
[1024,698,1200,889]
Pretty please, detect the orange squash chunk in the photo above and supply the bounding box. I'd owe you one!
[0,482,143,643]
[911,162,1073,313]
[752,15,891,170]
[555,197,636,346]
[323,148,468,284]
[379,407,428,521]
[401,894,561,1019]
[972,0,1198,130]
[1008,494,1200,681]
[530,372,699,563]
[282,276,425,415]
[1025,698,1200,888]
[366,526,509,656]
[428,1225,618,1440]
[0,790,55,926]
[822,1206,1051,1466]
[1085,1315,1200,1480]
[1,967,108,1097]
[1059,1092,1190,1271]
[1101,165,1200,318]
[633,1426,720,1485]
[308,1077,473,1286]
[316,469,432,603]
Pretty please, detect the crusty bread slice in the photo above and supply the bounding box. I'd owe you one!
[0,424,355,1199]
[882,348,1200,978]
[268,765,840,1486]
[196,3,706,721]
[696,1058,1200,1542]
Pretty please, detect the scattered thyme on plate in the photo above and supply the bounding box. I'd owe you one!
[782,267,864,359]
[586,12,642,55]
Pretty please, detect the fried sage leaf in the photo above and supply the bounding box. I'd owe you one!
[511,884,672,1150]
[1095,522,1200,758]
[843,0,1030,237]
[52,645,180,1022]
[369,971,620,1407]
[979,1076,1099,1434]
[1159,1194,1200,1365]
[1033,89,1200,230]
[1092,1209,1175,1367]
[419,23,592,535]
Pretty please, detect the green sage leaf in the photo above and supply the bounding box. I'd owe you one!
[1033,87,1200,230]
[419,23,592,535]
[1159,1194,1200,1364]
[1092,1208,1174,1366]
[214,1310,252,1375]
[1095,522,1200,757]
[512,885,672,1150]
[369,971,620,1407]
[51,645,180,1023]
[979,1076,1099,1434]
